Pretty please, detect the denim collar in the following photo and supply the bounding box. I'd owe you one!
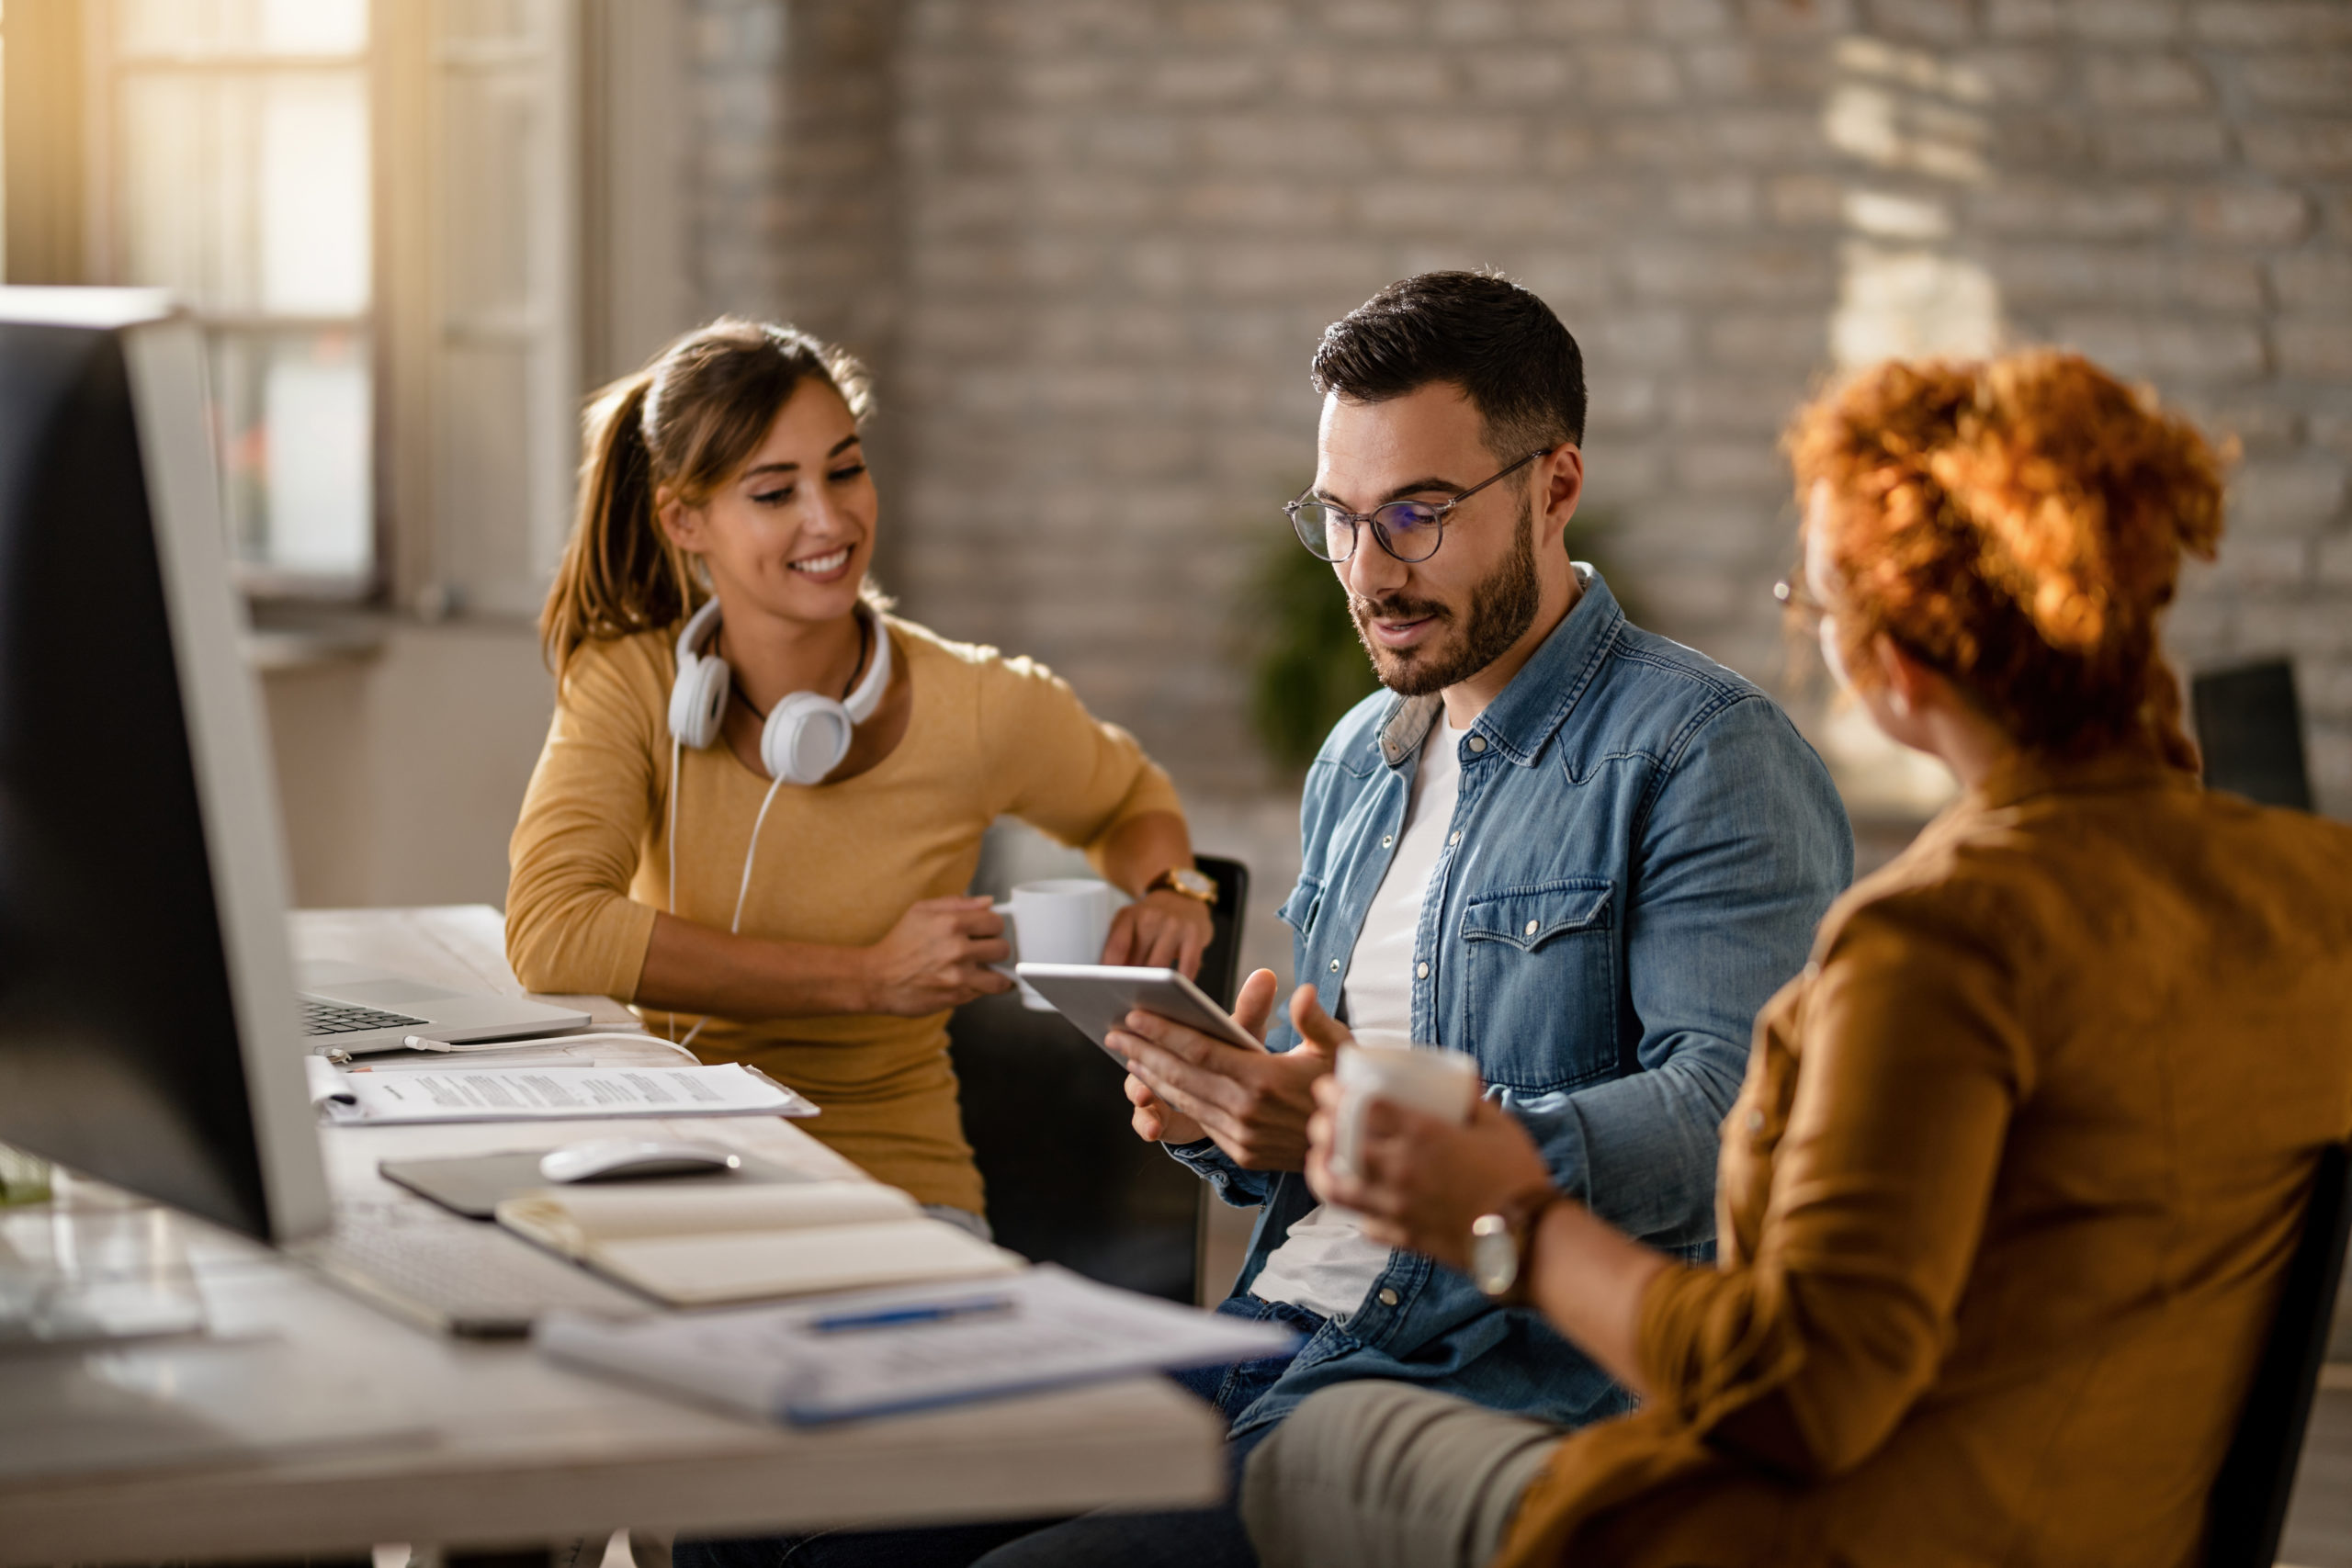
[1374,564,1625,772]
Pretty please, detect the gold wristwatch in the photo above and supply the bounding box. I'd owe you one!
[1146,866,1219,908]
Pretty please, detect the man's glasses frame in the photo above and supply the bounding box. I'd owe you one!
[1284,448,1551,565]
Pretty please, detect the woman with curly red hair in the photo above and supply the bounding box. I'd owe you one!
[1237,350,2352,1568]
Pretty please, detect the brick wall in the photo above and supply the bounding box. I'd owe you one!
[690,0,2352,826]
[1932,0,2352,817]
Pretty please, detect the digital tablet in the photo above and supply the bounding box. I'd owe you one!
[1013,964,1264,1057]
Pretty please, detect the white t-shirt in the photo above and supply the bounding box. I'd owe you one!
[1250,716,1464,1320]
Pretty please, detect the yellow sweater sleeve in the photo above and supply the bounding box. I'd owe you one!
[504,638,666,1000]
[976,649,1185,867]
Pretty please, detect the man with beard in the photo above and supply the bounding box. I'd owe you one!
[939,273,1853,1568]
[707,275,1853,1568]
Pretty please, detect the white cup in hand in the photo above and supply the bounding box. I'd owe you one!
[992,878,1114,1010]
[1331,1040,1480,1178]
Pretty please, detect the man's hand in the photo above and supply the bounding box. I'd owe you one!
[1116,976,1351,1169]
[858,896,1013,1016]
[1101,889,1215,976]
[1122,968,1277,1145]
[1304,1076,1556,1272]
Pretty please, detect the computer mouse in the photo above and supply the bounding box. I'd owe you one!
[537,1137,744,1184]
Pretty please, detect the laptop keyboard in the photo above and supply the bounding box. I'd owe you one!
[300,998,430,1036]
[301,1217,655,1337]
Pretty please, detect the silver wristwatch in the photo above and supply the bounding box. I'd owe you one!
[1470,1190,1557,1303]
[1470,1213,1523,1302]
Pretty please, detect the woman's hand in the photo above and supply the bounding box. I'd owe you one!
[1102,889,1215,976]
[1306,1076,1557,1273]
[858,896,1014,1016]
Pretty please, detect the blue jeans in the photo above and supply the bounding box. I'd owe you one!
[672,1296,1323,1568]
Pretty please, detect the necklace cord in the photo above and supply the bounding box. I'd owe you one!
[727,611,871,723]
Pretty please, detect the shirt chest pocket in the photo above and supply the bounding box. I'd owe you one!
[1456,878,1619,1094]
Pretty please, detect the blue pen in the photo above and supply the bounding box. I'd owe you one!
[807,1293,1018,1334]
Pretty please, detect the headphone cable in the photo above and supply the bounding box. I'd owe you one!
[678,771,786,1053]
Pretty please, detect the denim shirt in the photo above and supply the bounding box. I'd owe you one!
[1170,568,1852,1440]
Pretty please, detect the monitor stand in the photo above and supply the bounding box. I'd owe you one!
[0,1179,208,1350]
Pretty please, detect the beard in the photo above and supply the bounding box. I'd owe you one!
[1350,495,1543,697]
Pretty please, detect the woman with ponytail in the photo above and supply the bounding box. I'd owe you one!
[1238,351,2352,1568]
[507,320,1212,1226]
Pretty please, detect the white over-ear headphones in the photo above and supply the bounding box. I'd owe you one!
[667,597,892,784]
[662,597,892,1050]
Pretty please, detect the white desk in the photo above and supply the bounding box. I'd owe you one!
[0,906,1223,1567]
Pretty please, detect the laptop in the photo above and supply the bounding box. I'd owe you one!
[298,960,593,1054]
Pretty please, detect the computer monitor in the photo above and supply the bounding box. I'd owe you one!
[0,289,328,1244]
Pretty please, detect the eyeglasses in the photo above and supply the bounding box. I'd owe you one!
[1284,449,1550,565]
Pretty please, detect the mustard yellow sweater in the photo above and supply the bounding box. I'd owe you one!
[506,615,1183,1213]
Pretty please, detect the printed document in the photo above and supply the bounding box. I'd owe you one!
[304,1057,816,1124]
[537,1264,1302,1423]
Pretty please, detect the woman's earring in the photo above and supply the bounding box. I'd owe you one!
[1889,690,1913,717]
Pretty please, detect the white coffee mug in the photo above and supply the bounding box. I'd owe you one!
[1331,1041,1480,1178]
[993,878,1115,1010]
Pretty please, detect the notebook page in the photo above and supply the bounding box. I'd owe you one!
[582,1218,1021,1305]
[497,1181,919,1250]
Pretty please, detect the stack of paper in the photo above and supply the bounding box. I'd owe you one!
[537,1265,1303,1423]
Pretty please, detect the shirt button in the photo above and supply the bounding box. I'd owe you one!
[1416,962,1430,979]
[1329,958,1341,973]
[1523,919,1539,936]
[1467,736,1487,753]
[1377,1287,1399,1307]
[1382,835,1394,848]
[1747,1109,1766,1132]
[1449,830,1461,845]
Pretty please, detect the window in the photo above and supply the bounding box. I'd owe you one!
[89,0,376,593]
[23,0,594,615]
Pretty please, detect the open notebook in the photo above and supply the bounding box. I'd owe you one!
[496,1182,1019,1306]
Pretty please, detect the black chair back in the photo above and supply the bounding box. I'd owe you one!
[947,855,1249,1303]
[1193,854,1250,1008]
[2204,1140,2352,1568]
[2192,660,2314,811]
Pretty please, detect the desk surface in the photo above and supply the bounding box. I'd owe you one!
[0,906,1221,1568]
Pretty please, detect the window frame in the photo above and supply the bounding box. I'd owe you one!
[6,0,689,621]
[80,1,383,604]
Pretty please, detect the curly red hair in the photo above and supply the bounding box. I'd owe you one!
[1787,350,2227,772]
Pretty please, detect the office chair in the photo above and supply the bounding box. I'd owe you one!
[2202,1140,2352,1568]
[948,855,1250,1303]
[2191,660,2314,811]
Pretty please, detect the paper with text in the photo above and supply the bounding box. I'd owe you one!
[308,1062,817,1124]
[537,1265,1302,1423]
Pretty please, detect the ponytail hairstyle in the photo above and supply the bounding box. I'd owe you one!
[1787,350,2229,773]
[541,318,876,679]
